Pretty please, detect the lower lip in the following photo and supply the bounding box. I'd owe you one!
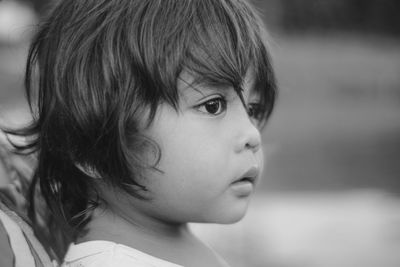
[230,181,254,197]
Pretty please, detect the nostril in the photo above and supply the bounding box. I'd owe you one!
[245,141,260,152]
[245,126,261,152]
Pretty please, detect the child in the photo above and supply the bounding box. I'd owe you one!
[7,0,277,266]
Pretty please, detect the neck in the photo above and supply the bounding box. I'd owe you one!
[76,201,229,267]
[78,202,191,244]
[76,188,229,267]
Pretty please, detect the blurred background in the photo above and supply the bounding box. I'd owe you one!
[0,0,399,266]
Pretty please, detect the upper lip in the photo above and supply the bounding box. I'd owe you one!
[233,166,260,184]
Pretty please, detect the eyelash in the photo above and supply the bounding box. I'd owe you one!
[196,96,264,121]
[247,103,264,121]
[196,96,227,116]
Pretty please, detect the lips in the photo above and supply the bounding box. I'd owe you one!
[232,166,260,184]
[230,166,260,197]
[235,176,255,184]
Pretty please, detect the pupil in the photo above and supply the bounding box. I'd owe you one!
[248,104,262,119]
[206,101,220,114]
[247,107,254,117]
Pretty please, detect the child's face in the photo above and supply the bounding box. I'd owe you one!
[139,72,264,224]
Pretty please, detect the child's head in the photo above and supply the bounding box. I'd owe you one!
[21,0,276,239]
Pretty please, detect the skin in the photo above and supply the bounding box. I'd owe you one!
[81,71,264,267]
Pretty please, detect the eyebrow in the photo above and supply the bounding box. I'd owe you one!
[178,76,251,112]
[178,77,206,96]
[178,77,234,102]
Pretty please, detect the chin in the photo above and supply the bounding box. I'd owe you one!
[199,202,250,224]
[218,213,247,224]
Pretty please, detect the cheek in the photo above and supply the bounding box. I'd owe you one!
[159,132,229,188]
[158,116,229,173]
[148,120,233,202]
[142,137,231,222]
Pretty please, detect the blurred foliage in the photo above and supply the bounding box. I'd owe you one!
[254,0,400,36]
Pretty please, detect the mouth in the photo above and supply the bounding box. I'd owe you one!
[233,176,255,184]
[230,166,259,197]
[232,166,259,185]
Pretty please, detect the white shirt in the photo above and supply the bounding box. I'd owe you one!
[62,240,184,267]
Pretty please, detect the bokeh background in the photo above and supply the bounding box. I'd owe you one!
[1,0,400,266]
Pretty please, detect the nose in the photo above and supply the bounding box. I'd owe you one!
[234,109,262,154]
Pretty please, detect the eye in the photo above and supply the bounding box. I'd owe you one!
[197,97,227,115]
[247,103,264,121]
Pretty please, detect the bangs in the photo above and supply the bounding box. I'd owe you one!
[181,0,277,127]
[116,0,276,128]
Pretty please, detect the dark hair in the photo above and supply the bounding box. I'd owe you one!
[4,0,276,256]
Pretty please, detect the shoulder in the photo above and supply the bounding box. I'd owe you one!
[0,136,55,267]
[0,213,14,267]
[0,201,55,267]
[62,241,184,267]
